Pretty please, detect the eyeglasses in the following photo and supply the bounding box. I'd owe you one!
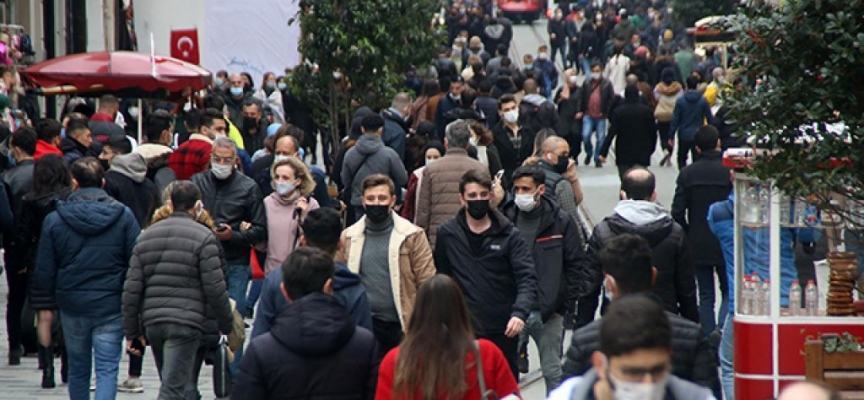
[211,156,236,165]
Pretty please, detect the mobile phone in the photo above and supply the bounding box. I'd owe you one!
[494,169,505,183]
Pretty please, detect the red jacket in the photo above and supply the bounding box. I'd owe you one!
[168,134,212,180]
[34,140,63,160]
[375,339,519,400]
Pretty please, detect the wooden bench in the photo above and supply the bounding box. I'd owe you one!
[805,339,864,398]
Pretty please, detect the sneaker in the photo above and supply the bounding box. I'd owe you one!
[583,155,591,166]
[118,378,144,393]
[594,160,602,168]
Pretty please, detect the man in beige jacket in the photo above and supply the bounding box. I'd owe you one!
[336,174,435,352]
[415,119,487,248]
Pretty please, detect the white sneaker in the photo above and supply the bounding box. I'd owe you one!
[117,378,144,393]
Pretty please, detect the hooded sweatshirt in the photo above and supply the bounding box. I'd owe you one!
[670,91,713,142]
[104,153,160,227]
[340,134,407,206]
[594,200,698,322]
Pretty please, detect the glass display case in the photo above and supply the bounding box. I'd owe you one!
[730,170,864,399]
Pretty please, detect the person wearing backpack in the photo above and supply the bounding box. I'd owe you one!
[653,67,683,167]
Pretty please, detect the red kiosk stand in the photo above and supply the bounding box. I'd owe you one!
[728,158,864,399]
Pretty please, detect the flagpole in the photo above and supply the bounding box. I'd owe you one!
[150,33,156,77]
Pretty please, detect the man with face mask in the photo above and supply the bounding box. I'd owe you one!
[561,234,721,398]
[434,168,538,381]
[499,165,586,394]
[577,62,615,167]
[493,94,536,185]
[190,136,267,374]
[532,136,584,226]
[552,294,715,400]
[224,73,253,128]
[548,8,568,67]
[336,174,435,353]
[434,76,466,139]
[239,99,268,155]
[533,45,559,99]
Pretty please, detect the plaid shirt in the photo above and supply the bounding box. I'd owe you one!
[169,134,212,180]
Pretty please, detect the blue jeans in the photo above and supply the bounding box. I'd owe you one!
[582,116,607,162]
[579,55,592,76]
[245,279,263,313]
[695,263,729,336]
[226,264,249,376]
[720,314,734,400]
[61,312,123,400]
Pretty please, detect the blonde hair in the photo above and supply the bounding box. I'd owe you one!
[271,157,315,196]
[150,181,216,229]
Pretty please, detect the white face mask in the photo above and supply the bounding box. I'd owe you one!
[568,76,579,85]
[609,374,666,400]
[425,158,438,166]
[211,162,233,180]
[275,181,296,196]
[469,137,478,146]
[537,52,549,61]
[503,109,519,124]
[592,72,602,80]
[128,107,140,120]
[514,191,538,212]
[273,154,290,164]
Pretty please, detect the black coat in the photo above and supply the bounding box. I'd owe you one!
[434,210,538,335]
[555,87,582,139]
[191,170,267,265]
[104,170,160,229]
[232,292,379,400]
[562,295,721,396]
[547,18,567,45]
[586,204,699,323]
[500,196,586,321]
[16,189,70,294]
[601,99,657,166]
[2,160,34,268]
[671,151,731,266]
[578,79,616,118]
[491,122,536,187]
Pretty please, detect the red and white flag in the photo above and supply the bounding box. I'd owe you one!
[170,28,200,65]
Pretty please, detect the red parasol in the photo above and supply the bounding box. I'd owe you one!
[20,51,211,95]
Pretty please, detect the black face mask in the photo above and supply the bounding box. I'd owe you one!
[554,156,569,174]
[242,117,258,131]
[466,199,490,220]
[364,205,390,224]
[100,159,111,172]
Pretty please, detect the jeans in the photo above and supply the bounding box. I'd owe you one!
[226,264,249,376]
[147,323,201,400]
[579,56,592,76]
[517,312,564,394]
[582,116,607,163]
[372,318,404,357]
[720,314,735,400]
[694,263,729,336]
[245,280,263,314]
[61,312,123,400]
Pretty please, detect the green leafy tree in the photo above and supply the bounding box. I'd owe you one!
[287,0,444,158]
[671,0,735,27]
[726,0,864,229]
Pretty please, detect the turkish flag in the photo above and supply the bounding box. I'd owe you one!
[170,28,200,65]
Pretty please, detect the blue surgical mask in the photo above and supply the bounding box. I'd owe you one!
[229,87,243,97]
[214,77,224,87]
[298,147,305,160]
[265,82,276,90]
[277,82,287,91]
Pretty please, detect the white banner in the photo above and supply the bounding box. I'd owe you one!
[204,0,300,77]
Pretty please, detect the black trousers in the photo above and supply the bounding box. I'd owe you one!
[479,332,519,382]
[372,318,403,356]
[574,283,610,331]
[551,41,567,67]
[5,263,27,350]
[677,140,697,169]
[657,122,673,152]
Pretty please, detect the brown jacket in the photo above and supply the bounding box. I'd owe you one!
[426,94,443,123]
[336,211,436,329]
[415,147,487,249]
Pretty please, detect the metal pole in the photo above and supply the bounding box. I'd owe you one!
[136,98,142,144]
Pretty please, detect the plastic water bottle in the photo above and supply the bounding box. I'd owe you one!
[741,276,751,315]
[805,280,819,316]
[751,272,763,315]
[744,184,760,223]
[761,280,771,316]
[789,280,802,316]
[758,185,771,224]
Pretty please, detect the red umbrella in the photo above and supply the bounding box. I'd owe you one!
[20,51,211,95]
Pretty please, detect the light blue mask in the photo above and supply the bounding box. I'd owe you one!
[277,82,287,91]
[229,87,243,97]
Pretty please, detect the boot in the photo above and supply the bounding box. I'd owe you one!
[59,347,68,384]
[38,345,55,388]
[8,343,21,365]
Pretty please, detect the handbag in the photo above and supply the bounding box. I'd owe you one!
[473,341,499,400]
[249,247,264,280]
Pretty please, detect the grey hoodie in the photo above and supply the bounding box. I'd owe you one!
[109,153,148,183]
[340,134,408,206]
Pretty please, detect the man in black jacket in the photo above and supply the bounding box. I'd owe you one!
[492,94,536,188]
[233,247,379,400]
[599,85,657,179]
[191,136,267,373]
[2,127,35,364]
[575,167,698,329]
[103,152,160,229]
[562,234,721,398]
[671,126,731,337]
[122,181,234,400]
[434,168,538,380]
[500,166,585,393]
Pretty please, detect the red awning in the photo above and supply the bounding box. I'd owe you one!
[21,51,211,94]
